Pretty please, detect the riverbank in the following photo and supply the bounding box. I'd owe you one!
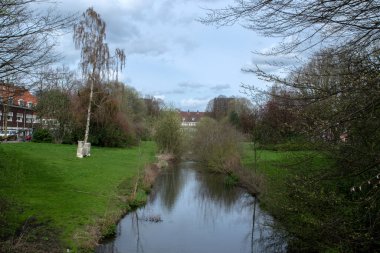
[242,142,330,199]
[241,144,357,252]
[0,142,158,252]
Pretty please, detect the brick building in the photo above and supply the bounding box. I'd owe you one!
[0,84,38,138]
[179,110,205,127]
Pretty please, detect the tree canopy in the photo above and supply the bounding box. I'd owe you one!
[0,0,75,84]
[202,0,380,57]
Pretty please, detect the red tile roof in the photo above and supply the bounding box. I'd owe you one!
[179,111,205,122]
[0,84,37,106]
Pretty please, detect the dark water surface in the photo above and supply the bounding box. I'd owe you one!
[96,161,285,253]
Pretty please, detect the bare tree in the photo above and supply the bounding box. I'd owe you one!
[33,66,80,143]
[73,7,125,158]
[202,0,380,89]
[202,2,380,249]
[33,66,81,94]
[201,0,380,56]
[0,1,75,139]
[0,0,75,84]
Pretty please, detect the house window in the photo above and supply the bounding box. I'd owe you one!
[27,102,33,108]
[18,99,25,107]
[8,97,13,105]
[0,96,2,103]
[192,117,195,121]
[7,112,13,121]
[17,113,23,122]
[26,114,33,123]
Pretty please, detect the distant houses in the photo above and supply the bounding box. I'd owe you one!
[0,83,38,138]
[179,110,205,127]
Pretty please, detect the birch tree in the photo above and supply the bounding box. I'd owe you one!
[73,7,125,157]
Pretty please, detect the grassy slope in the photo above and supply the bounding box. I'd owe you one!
[0,142,156,250]
[241,143,350,252]
[241,142,330,210]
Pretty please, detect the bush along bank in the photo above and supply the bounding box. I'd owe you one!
[191,117,264,195]
[0,142,171,253]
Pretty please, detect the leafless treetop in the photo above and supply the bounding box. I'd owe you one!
[201,0,380,55]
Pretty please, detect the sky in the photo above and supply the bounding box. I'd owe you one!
[46,0,288,111]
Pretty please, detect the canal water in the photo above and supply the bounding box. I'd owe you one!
[96,161,285,253]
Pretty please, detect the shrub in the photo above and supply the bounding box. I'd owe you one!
[88,125,137,147]
[32,129,52,143]
[192,117,243,173]
[154,110,183,156]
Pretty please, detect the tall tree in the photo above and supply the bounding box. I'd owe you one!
[35,89,73,143]
[202,2,380,249]
[0,0,74,138]
[0,0,75,83]
[202,0,380,88]
[206,95,235,120]
[33,65,80,94]
[201,0,380,56]
[73,7,125,157]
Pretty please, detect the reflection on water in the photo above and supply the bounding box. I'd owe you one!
[96,161,286,253]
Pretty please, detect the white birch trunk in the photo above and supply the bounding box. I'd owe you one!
[77,74,94,158]
[84,76,94,145]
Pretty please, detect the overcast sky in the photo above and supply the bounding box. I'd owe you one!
[48,0,291,111]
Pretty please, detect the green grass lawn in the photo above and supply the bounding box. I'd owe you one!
[241,143,354,252]
[241,142,331,209]
[0,142,156,251]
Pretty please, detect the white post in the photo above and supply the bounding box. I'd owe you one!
[84,142,91,157]
[77,141,84,158]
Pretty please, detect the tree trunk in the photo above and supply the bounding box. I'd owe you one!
[84,76,94,144]
[77,74,94,158]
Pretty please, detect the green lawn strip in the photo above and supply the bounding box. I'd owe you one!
[243,143,328,186]
[0,142,156,251]
[241,142,331,211]
[241,143,349,251]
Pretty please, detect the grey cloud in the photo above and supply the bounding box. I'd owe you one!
[165,89,186,95]
[210,84,230,91]
[152,0,204,26]
[178,82,205,89]
[178,82,231,92]
[174,37,199,52]
[149,88,186,96]
[52,0,207,58]
[107,20,141,43]
[125,37,168,56]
